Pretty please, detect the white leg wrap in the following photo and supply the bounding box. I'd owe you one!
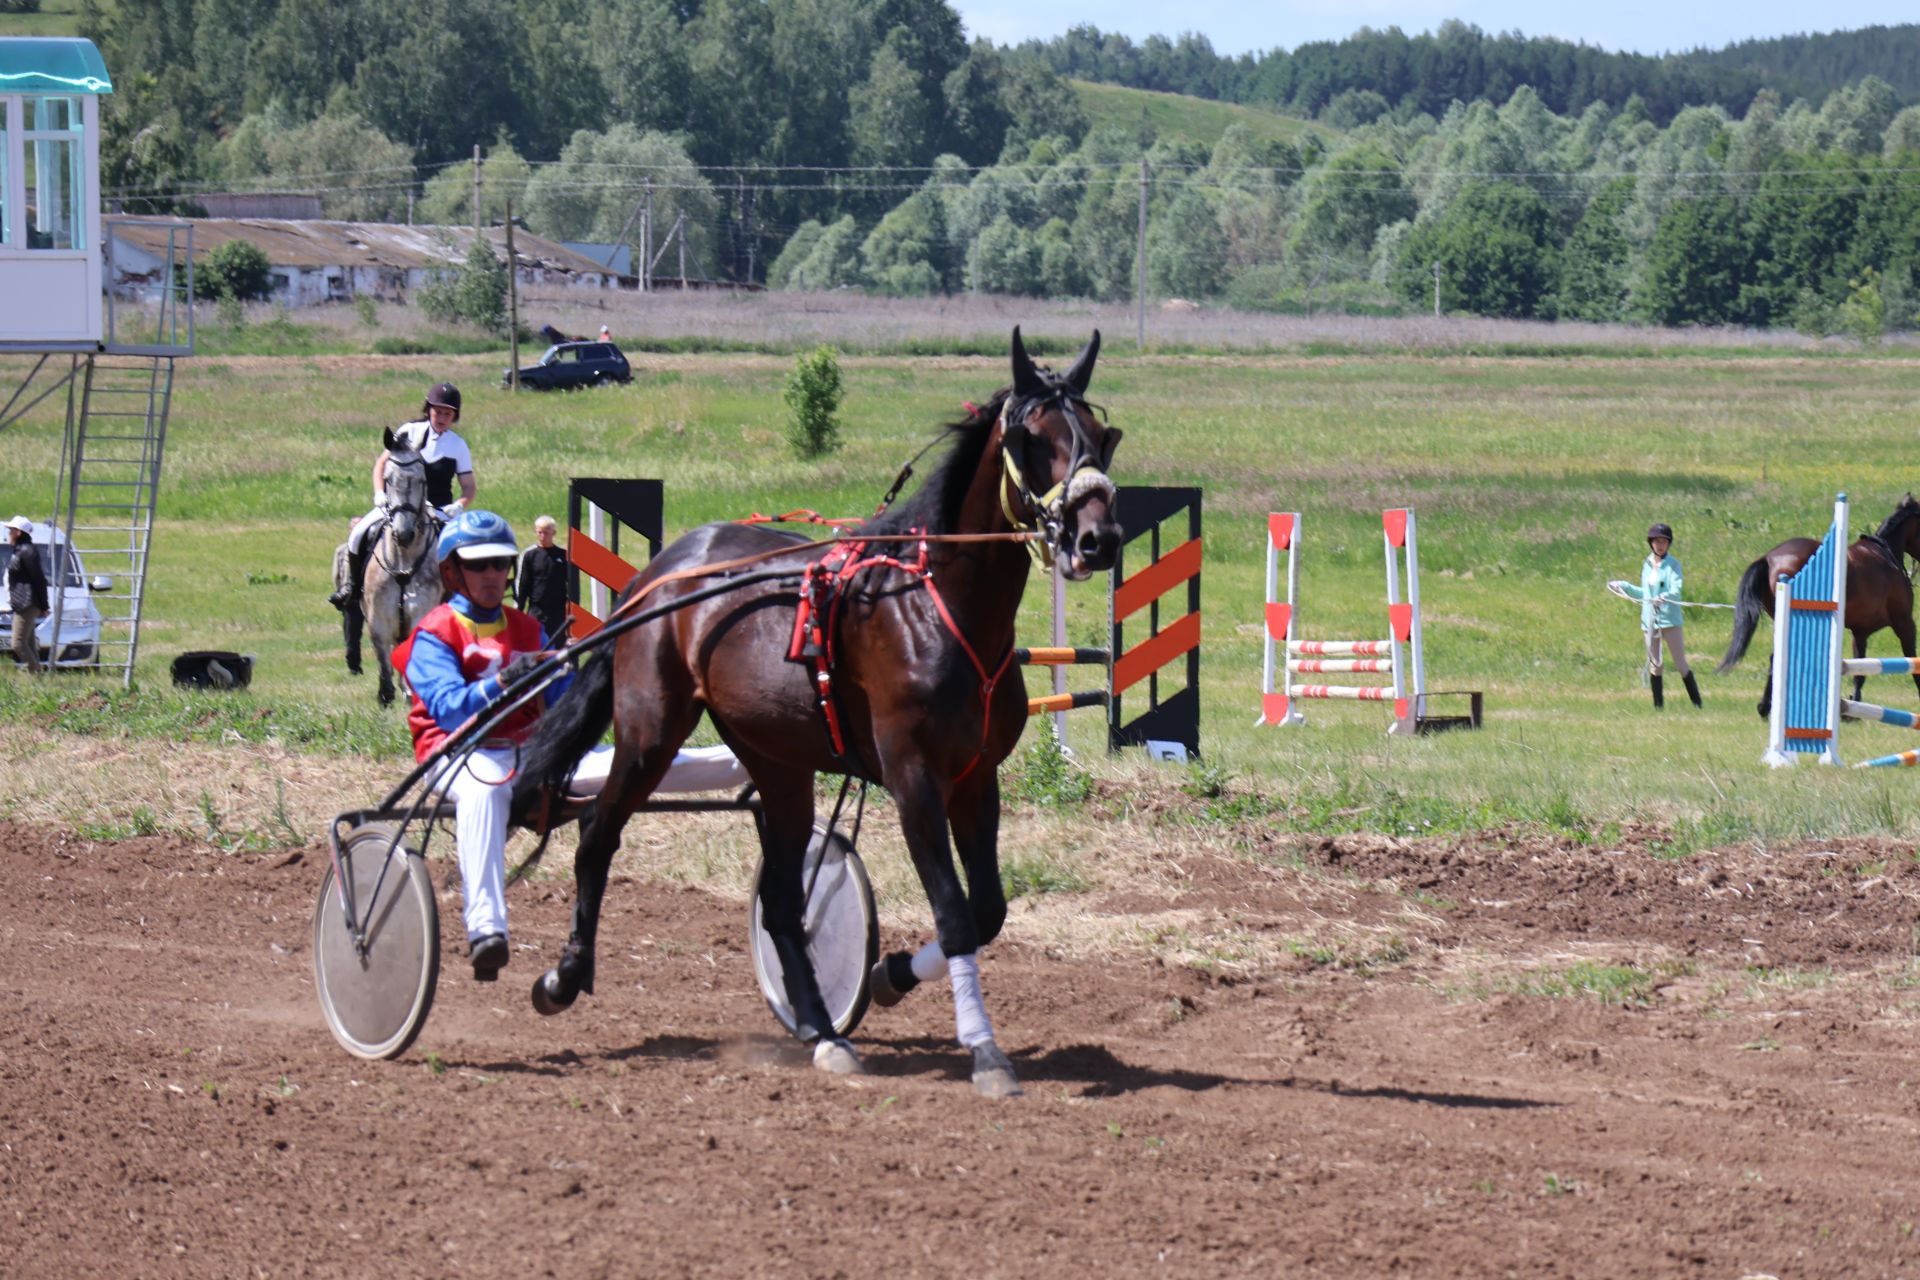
[910,941,948,983]
[947,952,994,1048]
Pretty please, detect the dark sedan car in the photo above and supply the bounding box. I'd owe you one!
[504,341,631,390]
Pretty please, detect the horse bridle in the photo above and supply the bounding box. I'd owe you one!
[996,389,1118,568]
[372,456,437,586]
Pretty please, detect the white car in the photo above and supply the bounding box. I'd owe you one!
[0,522,110,668]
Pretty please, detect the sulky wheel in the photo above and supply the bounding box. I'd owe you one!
[748,823,879,1039]
[312,822,441,1060]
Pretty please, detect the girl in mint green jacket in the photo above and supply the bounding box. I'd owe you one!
[1612,522,1701,709]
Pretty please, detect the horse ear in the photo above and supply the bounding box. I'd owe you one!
[383,426,402,453]
[1010,326,1045,398]
[1063,330,1101,395]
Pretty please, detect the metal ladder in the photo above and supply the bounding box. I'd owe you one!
[47,354,176,688]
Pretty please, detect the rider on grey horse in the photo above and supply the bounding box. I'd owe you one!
[329,381,478,618]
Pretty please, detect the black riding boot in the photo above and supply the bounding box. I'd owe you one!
[342,601,364,675]
[328,544,368,613]
[1682,672,1702,708]
[1651,674,1664,709]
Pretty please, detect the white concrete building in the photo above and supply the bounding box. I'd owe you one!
[107,216,619,308]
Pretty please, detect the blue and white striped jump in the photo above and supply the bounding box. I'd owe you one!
[1841,699,1920,730]
[1841,657,1920,677]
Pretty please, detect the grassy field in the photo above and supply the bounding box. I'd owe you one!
[1071,80,1334,149]
[0,0,84,39]
[5,340,1920,848]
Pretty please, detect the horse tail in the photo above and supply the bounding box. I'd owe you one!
[509,645,616,832]
[1717,558,1772,673]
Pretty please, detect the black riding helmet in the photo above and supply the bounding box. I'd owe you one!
[1647,522,1674,545]
[422,382,462,421]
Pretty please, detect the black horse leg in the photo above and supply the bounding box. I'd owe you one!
[892,764,1020,1098]
[532,802,619,1014]
[342,601,363,675]
[1759,654,1773,721]
[748,768,854,1069]
[532,726,694,1015]
[1853,630,1869,705]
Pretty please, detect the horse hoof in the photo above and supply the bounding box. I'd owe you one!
[811,1038,863,1075]
[530,969,578,1016]
[970,1040,1023,1099]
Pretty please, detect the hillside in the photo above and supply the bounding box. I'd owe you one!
[1071,79,1333,148]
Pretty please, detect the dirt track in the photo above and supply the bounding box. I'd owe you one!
[5,818,1920,1277]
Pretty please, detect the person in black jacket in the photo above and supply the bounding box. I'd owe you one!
[6,516,50,674]
[515,515,570,640]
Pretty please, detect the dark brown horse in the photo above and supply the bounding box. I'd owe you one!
[508,329,1121,1098]
[1719,494,1920,717]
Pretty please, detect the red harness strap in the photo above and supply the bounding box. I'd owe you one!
[785,530,1013,781]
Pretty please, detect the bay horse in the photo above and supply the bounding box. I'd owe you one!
[508,328,1122,1098]
[351,430,443,706]
[1719,494,1920,717]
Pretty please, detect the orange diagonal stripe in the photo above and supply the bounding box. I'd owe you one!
[569,528,640,595]
[1113,538,1202,622]
[1113,610,1201,694]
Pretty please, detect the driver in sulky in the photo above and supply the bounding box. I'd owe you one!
[392,511,562,980]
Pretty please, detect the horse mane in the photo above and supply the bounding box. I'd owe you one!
[859,388,1013,536]
[859,367,1092,536]
[1874,494,1920,541]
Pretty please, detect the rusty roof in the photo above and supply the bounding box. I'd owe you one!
[107,216,613,276]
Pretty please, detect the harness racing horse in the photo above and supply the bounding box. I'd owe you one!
[509,328,1122,1098]
[354,430,444,706]
[1719,493,1920,717]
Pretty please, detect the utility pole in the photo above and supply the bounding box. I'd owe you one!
[1432,261,1442,317]
[505,198,520,391]
[472,145,482,236]
[1135,158,1149,351]
[406,188,414,227]
[677,210,688,290]
[640,179,653,294]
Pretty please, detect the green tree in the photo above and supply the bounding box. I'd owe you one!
[593,0,691,135]
[349,0,529,162]
[783,216,864,291]
[1001,58,1089,152]
[783,345,844,459]
[418,142,533,228]
[420,235,509,334]
[939,41,1012,163]
[1290,143,1416,273]
[1637,194,1749,326]
[1147,189,1227,298]
[1552,177,1635,321]
[861,190,953,294]
[768,221,828,290]
[972,215,1039,294]
[525,126,719,277]
[1035,217,1084,298]
[259,107,415,221]
[195,239,274,300]
[849,26,937,169]
[1394,181,1557,317]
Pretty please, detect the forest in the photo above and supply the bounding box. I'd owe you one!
[77,0,1920,328]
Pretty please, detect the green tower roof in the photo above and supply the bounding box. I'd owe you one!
[0,38,113,95]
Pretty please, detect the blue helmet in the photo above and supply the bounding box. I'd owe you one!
[437,509,518,562]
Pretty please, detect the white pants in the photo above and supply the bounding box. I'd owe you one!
[427,743,751,945]
[346,507,384,555]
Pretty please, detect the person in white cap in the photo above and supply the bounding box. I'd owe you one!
[597,324,612,343]
[5,516,48,674]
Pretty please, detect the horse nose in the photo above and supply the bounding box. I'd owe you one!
[1078,525,1118,569]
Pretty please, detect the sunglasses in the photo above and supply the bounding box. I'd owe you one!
[461,556,515,573]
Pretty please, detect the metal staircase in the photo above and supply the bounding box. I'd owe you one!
[46,354,176,686]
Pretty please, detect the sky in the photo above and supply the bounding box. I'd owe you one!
[954,2,1917,59]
